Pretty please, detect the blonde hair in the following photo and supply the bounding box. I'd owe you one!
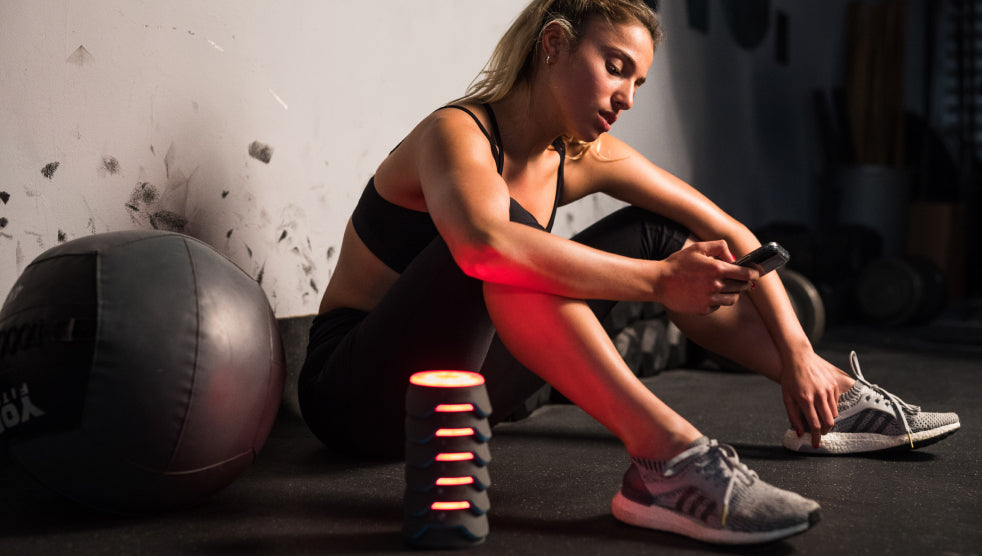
[455,0,662,157]
[458,0,662,105]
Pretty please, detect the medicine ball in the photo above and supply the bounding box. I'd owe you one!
[0,230,285,513]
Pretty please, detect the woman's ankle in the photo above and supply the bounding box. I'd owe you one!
[626,429,704,462]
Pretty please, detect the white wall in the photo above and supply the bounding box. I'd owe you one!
[1,0,850,317]
[0,0,529,317]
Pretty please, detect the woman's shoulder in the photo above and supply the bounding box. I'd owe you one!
[563,133,648,198]
[379,104,500,185]
[566,133,642,173]
[402,104,499,159]
[426,103,495,138]
[396,103,484,137]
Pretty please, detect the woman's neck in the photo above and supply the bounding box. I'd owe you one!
[490,82,564,162]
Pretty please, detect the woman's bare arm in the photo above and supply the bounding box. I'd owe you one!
[413,110,754,313]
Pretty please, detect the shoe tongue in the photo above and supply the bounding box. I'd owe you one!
[838,382,866,411]
[665,436,712,468]
[688,436,711,449]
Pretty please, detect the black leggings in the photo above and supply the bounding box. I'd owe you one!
[298,206,689,458]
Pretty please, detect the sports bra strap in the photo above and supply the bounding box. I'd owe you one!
[438,105,504,174]
[482,104,504,173]
[437,104,565,231]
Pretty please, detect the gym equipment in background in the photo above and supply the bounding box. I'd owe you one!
[0,230,285,513]
[856,256,947,326]
[779,269,827,344]
[404,370,492,549]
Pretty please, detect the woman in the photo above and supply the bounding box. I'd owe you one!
[299,0,959,544]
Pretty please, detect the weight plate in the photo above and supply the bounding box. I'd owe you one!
[856,258,922,326]
[779,269,826,344]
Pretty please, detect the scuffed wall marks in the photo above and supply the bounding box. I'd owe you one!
[13,162,103,254]
[248,141,274,164]
[31,160,106,252]
[0,191,9,239]
[101,156,121,175]
[66,45,95,66]
[209,188,318,312]
[2,190,17,242]
[40,163,60,179]
[124,182,188,233]
[122,142,196,233]
[253,203,323,310]
[0,1,523,317]
[0,191,18,246]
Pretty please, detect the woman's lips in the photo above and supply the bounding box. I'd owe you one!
[600,111,617,131]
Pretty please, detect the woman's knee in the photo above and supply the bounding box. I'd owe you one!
[572,206,690,261]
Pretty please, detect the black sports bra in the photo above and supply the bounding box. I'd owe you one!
[351,104,566,273]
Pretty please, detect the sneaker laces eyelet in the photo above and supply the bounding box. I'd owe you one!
[849,351,915,448]
[662,440,760,527]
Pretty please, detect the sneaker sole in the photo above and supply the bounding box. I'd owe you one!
[611,491,819,545]
[782,421,961,454]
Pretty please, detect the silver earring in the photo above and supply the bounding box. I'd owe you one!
[546,55,552,64]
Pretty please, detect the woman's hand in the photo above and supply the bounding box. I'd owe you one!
[655,240,758,315]
[781,351,844,448]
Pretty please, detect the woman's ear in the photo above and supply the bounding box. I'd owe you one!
[540,21,570,63]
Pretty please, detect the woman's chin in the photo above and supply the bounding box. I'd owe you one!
[568,128,603,143]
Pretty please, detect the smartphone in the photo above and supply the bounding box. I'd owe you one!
[735,242,790,276]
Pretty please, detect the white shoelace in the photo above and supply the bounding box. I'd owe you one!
[663,439,756,526]
[849,351,917,448]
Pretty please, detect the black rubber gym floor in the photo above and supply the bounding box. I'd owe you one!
[1,325,979,555]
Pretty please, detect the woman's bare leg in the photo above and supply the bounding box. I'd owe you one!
[667,237,853,392]
[484,282,701,461]
[668,289,786,379]
[668,289,855,443]
[667,283,854,393]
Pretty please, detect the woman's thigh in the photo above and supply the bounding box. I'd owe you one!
[480,207,691,420]
[299,206,689,457]
[298,235,495,457]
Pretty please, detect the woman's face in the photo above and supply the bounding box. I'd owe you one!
[549,18,654,141]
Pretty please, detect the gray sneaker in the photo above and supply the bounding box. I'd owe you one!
[783,351,961,454]
[612,437,820,544]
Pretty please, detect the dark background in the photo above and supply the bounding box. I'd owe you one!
[646,0,979,335]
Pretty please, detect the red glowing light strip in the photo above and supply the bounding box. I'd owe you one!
[435,427,475,437]
[435,403,475,413]
[436,476,475,486]
[409,370,485,388]
[435,452,474,462]
[431,501,471,511]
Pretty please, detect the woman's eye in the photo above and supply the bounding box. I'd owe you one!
[606,62,621,76]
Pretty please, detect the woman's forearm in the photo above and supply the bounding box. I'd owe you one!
[455,220,664,302]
